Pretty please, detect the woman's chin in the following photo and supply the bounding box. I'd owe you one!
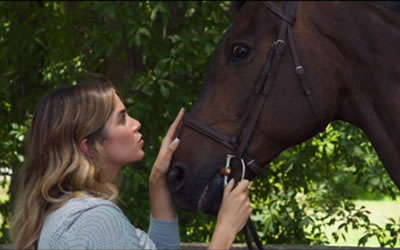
[132,150,145,162]
[123,150,145,167]
[138,150,145,160]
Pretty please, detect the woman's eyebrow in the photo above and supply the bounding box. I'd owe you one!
[118,108,126,116]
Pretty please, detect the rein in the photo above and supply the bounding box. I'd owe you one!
[182,1,323,249]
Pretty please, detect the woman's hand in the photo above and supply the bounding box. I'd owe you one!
[150,107,185,184]
[209,179,252,249]
[218,179,252,233]
[149,108,184,221]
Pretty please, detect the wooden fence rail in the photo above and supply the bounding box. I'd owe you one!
[181,243,396,250]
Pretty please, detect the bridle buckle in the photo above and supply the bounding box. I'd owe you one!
[224,154,246,186]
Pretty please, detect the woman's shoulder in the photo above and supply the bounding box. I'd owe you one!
[65,196,121,213]
[39,197,134,248]
[45,197,122,225]
[46,197,120,220]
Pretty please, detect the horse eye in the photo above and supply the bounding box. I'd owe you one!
[232,43,249,59]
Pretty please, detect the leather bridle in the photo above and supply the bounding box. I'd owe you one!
[180,1,324,249]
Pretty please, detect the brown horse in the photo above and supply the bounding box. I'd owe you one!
[167,1,400,216]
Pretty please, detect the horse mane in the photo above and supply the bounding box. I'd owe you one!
[231,1,400,14]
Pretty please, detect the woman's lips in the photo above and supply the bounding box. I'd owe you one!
[137,134,144,145]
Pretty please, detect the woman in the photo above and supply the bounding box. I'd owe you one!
[10,74,252,249]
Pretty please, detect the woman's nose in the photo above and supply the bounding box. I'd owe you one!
[131,117,141,131]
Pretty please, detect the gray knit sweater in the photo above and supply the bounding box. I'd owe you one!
[38,197,180,249]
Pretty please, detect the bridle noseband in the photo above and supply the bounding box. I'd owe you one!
[180,1,324,249]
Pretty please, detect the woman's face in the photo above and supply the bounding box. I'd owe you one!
[101,93,144,181]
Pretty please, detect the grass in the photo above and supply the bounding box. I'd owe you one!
[324,199,400,247]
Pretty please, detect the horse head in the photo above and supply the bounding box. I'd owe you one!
[167,1,400,215]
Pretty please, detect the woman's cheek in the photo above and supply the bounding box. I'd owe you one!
[105,136,135,160]
[121,135,136,148]
[112,131,136,148]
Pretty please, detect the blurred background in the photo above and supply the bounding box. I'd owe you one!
[0,1,399,247]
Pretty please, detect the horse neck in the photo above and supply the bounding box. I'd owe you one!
[310,2,400,188]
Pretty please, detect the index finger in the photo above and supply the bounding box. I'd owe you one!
[231,179,250,194]
[165,107,185,140]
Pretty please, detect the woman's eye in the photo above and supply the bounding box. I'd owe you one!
[232,43,249,59]
[121,113,126,124]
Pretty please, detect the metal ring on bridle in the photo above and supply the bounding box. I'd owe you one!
[223,154,246,186]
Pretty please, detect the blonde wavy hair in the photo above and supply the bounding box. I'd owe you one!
[10,75,120,249]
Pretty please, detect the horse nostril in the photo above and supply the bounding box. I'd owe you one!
[168,164,185,190]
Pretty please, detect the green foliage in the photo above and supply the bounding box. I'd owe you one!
[249,122,400,246]
[0,1,399,246]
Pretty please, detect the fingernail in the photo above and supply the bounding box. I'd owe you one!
[172,138,180,144]
[229,178,234,185]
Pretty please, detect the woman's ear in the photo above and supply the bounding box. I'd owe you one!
[80,138,93,158]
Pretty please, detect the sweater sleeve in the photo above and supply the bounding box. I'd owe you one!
[147,215,180,249]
